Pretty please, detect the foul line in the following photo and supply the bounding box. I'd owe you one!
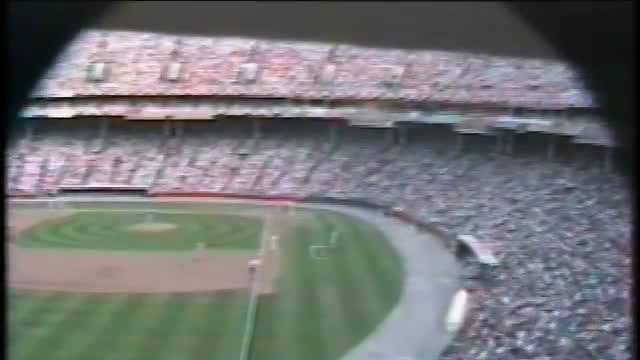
[237,209,272,360]
[238,289,260,360]
[308,230,339,260]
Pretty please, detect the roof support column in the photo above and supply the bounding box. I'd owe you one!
[100,118,109,137]
[547,133,556,161]
[505,132,514,155]
[454,132,464,154]
[507,108,516,155]
[328,121,338,148]
[95,118,109,152]
[163,120,171,137]
[26,122,34,142]
[573,143,587,169]
[604,146,613,172]
[398,124,408,145]
[495,131,503,154]
[252,118,261,140]
[385,127,395,146]
[175,121,184,153]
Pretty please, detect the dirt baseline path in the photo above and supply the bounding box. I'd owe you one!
[8,209,278,295]
[9,247,275,295]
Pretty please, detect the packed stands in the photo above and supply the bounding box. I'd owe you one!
[12,29,629,360]
[32,30,593,108]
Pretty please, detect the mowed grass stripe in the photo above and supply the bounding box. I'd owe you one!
[152,296,217,360]
[155,295,218,355]
[47,295,133,360]
[262,211,351,360]
[318,214,368,342]
[327,213,396,345]
[54,218,251,245]
[313,217,359,358]
[307,220,352,359]
[291,220,330,360]
[205,293,249,359]
[120,296,188,360]
[19,221,94,248]
[291,211,353,359]
[25,215,158,247]
[10,205,406,360]
[94,295,177,360]
[16,212,261,252]
[249,294,278,360]
[98,295,175,360]
[11,295,93,360]
[29,221,95,248]
[103,295,170,360]
[17,219,80,248]
[282,222,318,360]
[352,220,404,308]
[314,213,369,350]
[10,294,85,337]
[8,293,56,330]
[176,295,227,360]
[343,217,398,333]
[250,208,405,360]
[334,215,404,308]
[184,293,250,360]
[252,224,302,360]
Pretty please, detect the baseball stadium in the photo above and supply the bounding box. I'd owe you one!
[8,30,631,360]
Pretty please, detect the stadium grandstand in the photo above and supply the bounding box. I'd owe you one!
[8,30,630,360]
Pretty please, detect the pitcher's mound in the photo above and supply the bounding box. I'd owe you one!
[126,223,177,234]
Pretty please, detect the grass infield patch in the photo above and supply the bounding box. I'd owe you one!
[14,211,262,252]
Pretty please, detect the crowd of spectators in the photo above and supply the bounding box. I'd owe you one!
[11,25,629,360]
[7,119,630,360]
[32,30,593,109]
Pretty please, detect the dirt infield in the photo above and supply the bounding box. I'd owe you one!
[8,210,279,295]
[7,210,76,237]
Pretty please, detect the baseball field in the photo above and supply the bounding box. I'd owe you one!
[8,199,405,360]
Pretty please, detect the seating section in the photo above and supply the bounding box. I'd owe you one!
[32,30,593,108]
[7,120,630,360]
[12,29,627,360]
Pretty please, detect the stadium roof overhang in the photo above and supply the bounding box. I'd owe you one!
[94,2,560,61]
[19,97,615,147]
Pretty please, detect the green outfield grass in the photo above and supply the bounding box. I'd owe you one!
[9,292,250,360]
[9,202,405,360]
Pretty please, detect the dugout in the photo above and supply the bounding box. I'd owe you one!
[57,185,149,197]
